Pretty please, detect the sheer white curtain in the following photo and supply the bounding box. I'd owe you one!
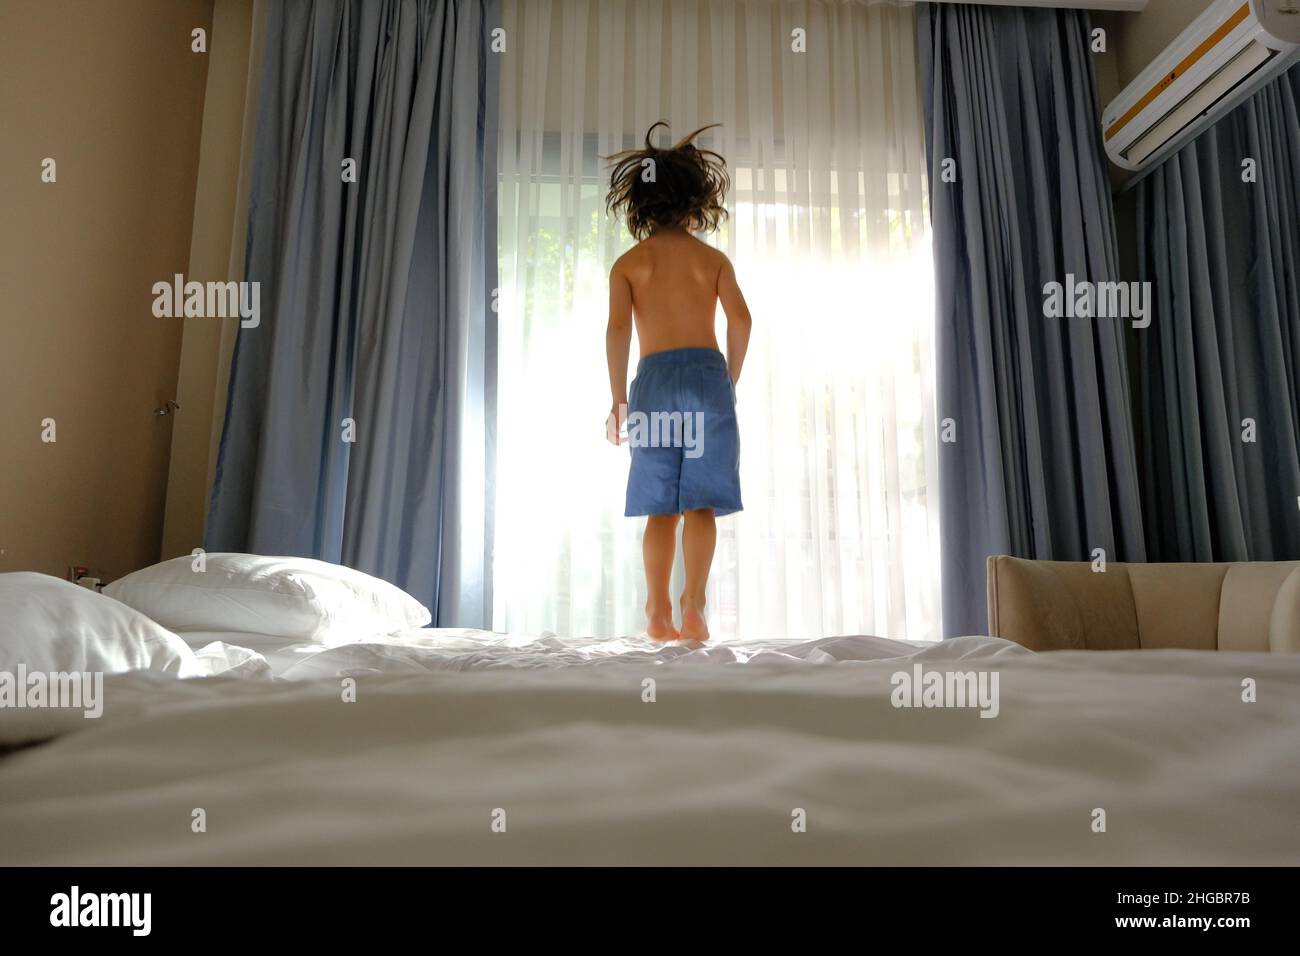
[496,0,939,641]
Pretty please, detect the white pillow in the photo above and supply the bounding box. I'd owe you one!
[103,553,431,640]
[0,572,196,675]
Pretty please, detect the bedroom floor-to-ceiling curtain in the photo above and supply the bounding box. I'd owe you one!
[1136,62,1300,562]
[918,2,1146,637]
[496,0,939,641]
[206,0,497,625]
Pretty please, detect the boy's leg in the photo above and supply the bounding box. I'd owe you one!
[680,508,716,642]
[643,514,680,640]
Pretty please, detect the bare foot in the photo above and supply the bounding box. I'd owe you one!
[646,605,679,641]
[680,605,710,642]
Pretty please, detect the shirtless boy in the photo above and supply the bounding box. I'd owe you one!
[604,122,752,642]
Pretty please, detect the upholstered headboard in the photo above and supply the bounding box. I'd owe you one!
[986,557,1300,652]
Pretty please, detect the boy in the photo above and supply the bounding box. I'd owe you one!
[604,123,752,643]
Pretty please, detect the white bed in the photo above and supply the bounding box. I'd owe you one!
[2,628,1298,866]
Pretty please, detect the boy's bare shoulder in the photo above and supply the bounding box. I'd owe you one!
[611,244,647,276]
[704,243,736,281]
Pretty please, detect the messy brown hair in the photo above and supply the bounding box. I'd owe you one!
[605,122,730,240]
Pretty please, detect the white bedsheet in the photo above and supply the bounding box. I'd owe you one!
[176,627,939,679]
[1,633,1297,865]
[175,626,585,679]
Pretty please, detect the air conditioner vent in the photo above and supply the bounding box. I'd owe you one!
[1102,0,1300,173]
[1122,40,1278,165]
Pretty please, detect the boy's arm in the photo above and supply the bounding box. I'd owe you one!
[605,262,634,443]
[718,257,752,385]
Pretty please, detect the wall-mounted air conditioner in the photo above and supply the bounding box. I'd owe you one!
[1103,0,1300,172]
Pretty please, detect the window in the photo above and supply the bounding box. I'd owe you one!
[495,0,939,641]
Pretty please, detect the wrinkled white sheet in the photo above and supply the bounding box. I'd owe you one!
[172,628,941,680]
[1,634,1297,865]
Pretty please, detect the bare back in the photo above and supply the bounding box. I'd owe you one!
[606,224,750,404]
[614,229,724,356]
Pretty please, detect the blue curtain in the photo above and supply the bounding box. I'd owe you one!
[1135,62,1300,562]
[918,3,1147,637]
[207,0,498,626]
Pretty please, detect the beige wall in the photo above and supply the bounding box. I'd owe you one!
[1095,1,1213,109]
[1110,0,1209,88]
[0,0,214,581]
[1093,14,1125,110]
[1093,0,1207,114]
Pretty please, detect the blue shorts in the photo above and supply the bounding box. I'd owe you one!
[625,347,742,517]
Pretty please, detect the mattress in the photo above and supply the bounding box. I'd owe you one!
[1,631,1297,865]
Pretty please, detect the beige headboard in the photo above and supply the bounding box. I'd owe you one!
[986,556,1300,652]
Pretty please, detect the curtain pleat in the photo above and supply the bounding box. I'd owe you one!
[1136,63,1300,563]
[918,2,1147,638]
[207,0,496,625]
